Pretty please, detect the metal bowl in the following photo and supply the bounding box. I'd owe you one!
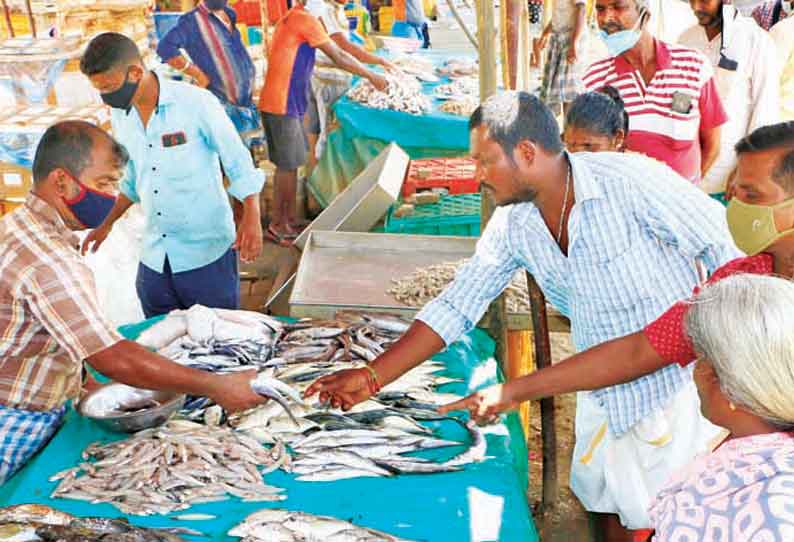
[78,383,185,433]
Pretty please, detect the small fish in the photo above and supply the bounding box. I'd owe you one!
[249,374,302,426]
[171,513,216,521]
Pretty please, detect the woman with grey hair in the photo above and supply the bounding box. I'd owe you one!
[649,273,794,541]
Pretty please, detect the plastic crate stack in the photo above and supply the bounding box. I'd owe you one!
[401,157,478,197]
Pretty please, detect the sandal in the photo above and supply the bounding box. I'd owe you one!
[264,225,294,247]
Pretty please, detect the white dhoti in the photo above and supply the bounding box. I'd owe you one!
[569,380,724,529]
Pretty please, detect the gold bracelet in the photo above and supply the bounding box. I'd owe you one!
[362,365,381,390]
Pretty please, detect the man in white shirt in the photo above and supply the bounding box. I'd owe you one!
[679,0,780,200]
[769,16,794,121]
[304,0,396,173]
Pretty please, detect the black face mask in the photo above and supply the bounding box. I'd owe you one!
[101,68,140,111]
[204,0,227,9]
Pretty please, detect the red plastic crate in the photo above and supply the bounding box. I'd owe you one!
[401,157,479,197]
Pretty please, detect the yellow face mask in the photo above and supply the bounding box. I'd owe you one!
[726,197,794,255]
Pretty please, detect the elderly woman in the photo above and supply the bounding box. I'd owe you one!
[563,86,628,153]
[649,274,794,541]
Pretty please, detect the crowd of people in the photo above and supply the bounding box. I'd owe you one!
[1,1,794,542]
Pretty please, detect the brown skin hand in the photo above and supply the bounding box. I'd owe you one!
[87,340,266,413]
[317,40,388,91]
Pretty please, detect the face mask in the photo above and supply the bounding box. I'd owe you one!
[100,68,140,111]
[783,1,793,16]
[62,177,117,229]
[598,10,645,57]
[204,0,227,9]
[726,197,794,255]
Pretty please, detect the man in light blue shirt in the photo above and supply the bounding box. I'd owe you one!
[79,33,264,318]
[306,92,741,538]
[405,0,430,48]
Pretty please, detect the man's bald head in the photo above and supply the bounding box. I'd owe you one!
[32,121,128,186]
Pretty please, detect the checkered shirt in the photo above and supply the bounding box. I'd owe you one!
[0,403,66,484]
[0,194,122,412]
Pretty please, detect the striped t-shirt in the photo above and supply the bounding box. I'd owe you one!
[583,39,728,183]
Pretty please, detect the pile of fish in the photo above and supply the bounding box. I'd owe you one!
[347,74,431,115]
[437,58,478,77]
[434,77,478,97]
[388,260,531,313]
[50,421,287,515]
[0,504,197,542]
[229,509,411,542]
[140,305,283,372]
[439,97,479,117]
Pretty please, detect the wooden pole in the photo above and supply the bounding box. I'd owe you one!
[444,0,476,48]
[502,0,520,90]
[24,0,36,38]
[259,0,271,59]
[1,0,14,38]
[476,0,507,369]
[525,271,559,511]
[477,0,497,101]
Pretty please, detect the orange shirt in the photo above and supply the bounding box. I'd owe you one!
[258,5,331,117]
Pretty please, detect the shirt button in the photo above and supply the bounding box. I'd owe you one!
[152,166,156,171]
[162,234,166,238]
[154,190,159,194]
[157,212,162,216]
[148,144,153,148]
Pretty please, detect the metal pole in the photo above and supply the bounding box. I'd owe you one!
[525,270,559,510]
[1,0,14,38]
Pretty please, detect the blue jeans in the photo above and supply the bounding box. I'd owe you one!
[135,248,240,318]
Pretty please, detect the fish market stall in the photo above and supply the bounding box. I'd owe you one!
[0,313,539,541]
[308,49,481,207]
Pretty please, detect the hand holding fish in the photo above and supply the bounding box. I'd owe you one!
[304,368,373,411]
[208,369,269,413]
[438,383,517,424]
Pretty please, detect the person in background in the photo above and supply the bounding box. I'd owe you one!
[306,91,741,542]
[537,0,588,116]
[157,0,260,136]
[440,120,794,540]
[0,121,265,486]
[80,33,264,318]
[770,16,794,121]
[751,0,792,30]
[649,274,794,541]
[395,0,431,48]
[584,0,727,184]
[258,0,387,246]
[563,86,628,153]
[304,0,397,174]
[679,0,780,204]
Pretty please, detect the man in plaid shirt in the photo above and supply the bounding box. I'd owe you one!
[0,121,266,485]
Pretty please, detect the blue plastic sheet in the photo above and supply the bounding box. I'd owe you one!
[307,49,475,207]
[1,325,537,541]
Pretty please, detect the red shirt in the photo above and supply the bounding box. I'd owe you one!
[583,39,728,183]
[643,254,775,365]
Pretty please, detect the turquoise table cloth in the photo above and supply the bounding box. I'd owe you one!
[1,323,538,542]
[307,49,475,208]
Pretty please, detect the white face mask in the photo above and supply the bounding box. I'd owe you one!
[783,1,794,16]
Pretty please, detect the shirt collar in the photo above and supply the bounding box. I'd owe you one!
[568,151,605,202]
[24,192,80,248]
[125,72,173,117]
[615,38,671,75]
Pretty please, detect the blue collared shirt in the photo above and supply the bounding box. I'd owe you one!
[115,77,264,274]
[417,152,741,436]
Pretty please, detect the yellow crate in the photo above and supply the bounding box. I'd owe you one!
[378,6,394,34]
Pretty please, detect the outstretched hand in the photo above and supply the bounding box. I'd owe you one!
[438,383,517,425]
[303,368,373,410]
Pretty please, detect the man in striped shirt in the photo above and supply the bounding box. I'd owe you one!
[583,0,728,184]
[306,92,740,541]
[0,121,266,485]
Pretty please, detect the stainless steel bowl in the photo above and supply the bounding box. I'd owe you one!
[78,383,185,433]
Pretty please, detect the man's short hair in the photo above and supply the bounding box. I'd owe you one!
[32,121,129,185]
[469,91,564,158]
[735,122,794,195]
[80,32,141,76]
